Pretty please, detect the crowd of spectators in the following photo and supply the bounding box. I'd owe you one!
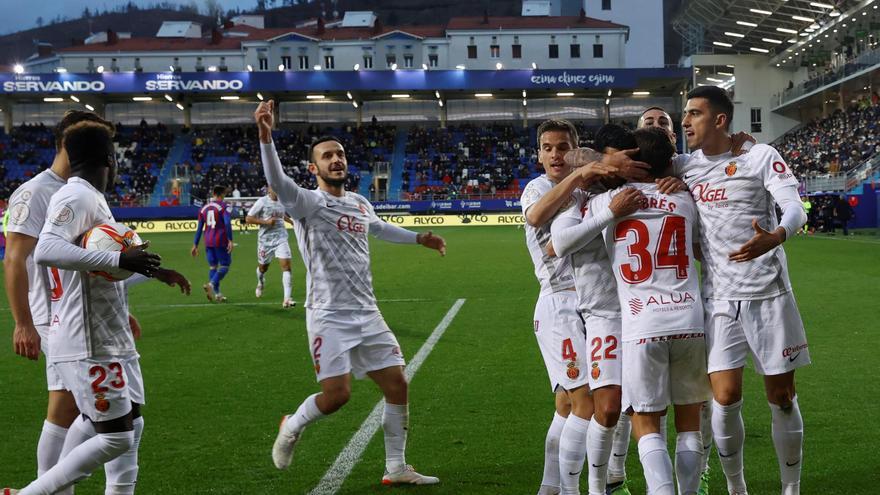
[778,102,880,177]
[0,123,54,200]
[401,122,597,200]
[187,123,394,202]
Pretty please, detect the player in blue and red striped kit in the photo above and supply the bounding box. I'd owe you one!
[191,185,234,302]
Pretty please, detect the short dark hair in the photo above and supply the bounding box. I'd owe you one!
[536,119,579,148]
[54,110,113,150]
[640,106,668,117]
[633,127,676,178]
[62,121,115,172]
[594,123,636,152]
[212,185,227,197]
[308,136,345,163]
[686,86,734,130]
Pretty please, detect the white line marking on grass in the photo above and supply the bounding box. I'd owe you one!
[804,235,880,245]
[307,298,466,495]
[122,298,432,310]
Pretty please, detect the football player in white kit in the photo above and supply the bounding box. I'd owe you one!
[245,185,296,307]
[255,101,446,486]
[547,124,647,495]
[9,122,177,495]
[678,86,808,495]
[555,127,712,495]
[522,120,654,495]
[4,111,114,485]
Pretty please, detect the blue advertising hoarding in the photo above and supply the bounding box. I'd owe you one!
[1,68,690,94]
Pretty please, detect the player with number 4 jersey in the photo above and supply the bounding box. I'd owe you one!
[192,186,234,302]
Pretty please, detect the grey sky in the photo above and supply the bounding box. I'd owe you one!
[0,0,258,35]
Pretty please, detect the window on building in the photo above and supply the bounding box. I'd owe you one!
[512,44,522,58]
[593,44,604,58]
[298,55,308,70]
[429,54,438,67]
[549,44,559,58]
[468,45,477,59]
[363,55,373,69]
[750,107,762,133]
[602,0,612,10]
[259,58,268,70]
[386,55,396,68]
[490,45,500,58]
[134,57,142,72]
[324,55,335,69]
[404,54,413,68]
[570,44,581,58]
[281,55,291,69]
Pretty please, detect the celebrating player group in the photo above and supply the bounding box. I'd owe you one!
[522,86,808,495]
[3,85,807,495]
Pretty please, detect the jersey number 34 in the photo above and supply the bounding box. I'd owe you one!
[614,216,689,284]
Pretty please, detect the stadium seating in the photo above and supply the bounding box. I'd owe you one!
[778,102,880,178]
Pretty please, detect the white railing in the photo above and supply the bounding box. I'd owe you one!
[803,154,880,193]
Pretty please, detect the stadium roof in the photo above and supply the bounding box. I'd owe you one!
[672,0,869,58]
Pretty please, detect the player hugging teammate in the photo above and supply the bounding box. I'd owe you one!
[524,85,808,495]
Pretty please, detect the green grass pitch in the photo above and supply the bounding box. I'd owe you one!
[1,227,878,493]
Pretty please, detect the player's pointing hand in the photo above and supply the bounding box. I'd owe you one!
[417,231,446,256]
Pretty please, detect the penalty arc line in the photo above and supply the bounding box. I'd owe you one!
[307,298,467,495]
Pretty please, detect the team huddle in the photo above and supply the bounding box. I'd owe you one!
[523,87,809,495]
[2,86,808,495]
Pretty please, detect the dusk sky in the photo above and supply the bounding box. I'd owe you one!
[0,0,259,35]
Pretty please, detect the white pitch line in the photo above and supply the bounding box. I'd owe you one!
[121,298,433,310]
[307,298,466,495]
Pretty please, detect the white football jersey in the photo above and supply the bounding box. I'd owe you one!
[551,190,620,319]
[40,177,135,362]
[675,144,799,300]
[521,175,576,296]
[284,188,386,311]
[590,183,703,341]
[5,169,66,327]
[247,195,289,244]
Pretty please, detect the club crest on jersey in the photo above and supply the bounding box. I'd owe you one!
[628,298,644,315]
[94,393,110,413]
[725,162,737,176]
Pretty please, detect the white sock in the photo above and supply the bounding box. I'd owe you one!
[675,431,703,495]
[104,416,144,495]
[20,431,134,495]
[587,421,615,495]
[770,396,803,494]
[53,416,97,495]
[608,414,631,483]
[558,413,589,495]
[382,403,408,473]
[541,412,567,490]
[256,267,265,284]
[712,399,747,493]
[638,433,674,495]
[37,420,68,476]
[700,403,713,472]
[284,393,326,435]
[282,270,292,300]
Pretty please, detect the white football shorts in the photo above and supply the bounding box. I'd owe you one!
[704,292,810,376]
[622,334,711,413]
[533,290,589,393]
[37,324,65,391]
[583,314,623,390]
[257,239,292,265]
[52,355,145,422]
[305,308,406,382]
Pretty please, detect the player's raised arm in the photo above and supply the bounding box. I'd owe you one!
[365,202,446,255]
[256,100,323,218]
[525,161,618,228]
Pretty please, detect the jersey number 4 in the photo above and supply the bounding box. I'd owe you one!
[206,210,217,228]
[614,216,689,284]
